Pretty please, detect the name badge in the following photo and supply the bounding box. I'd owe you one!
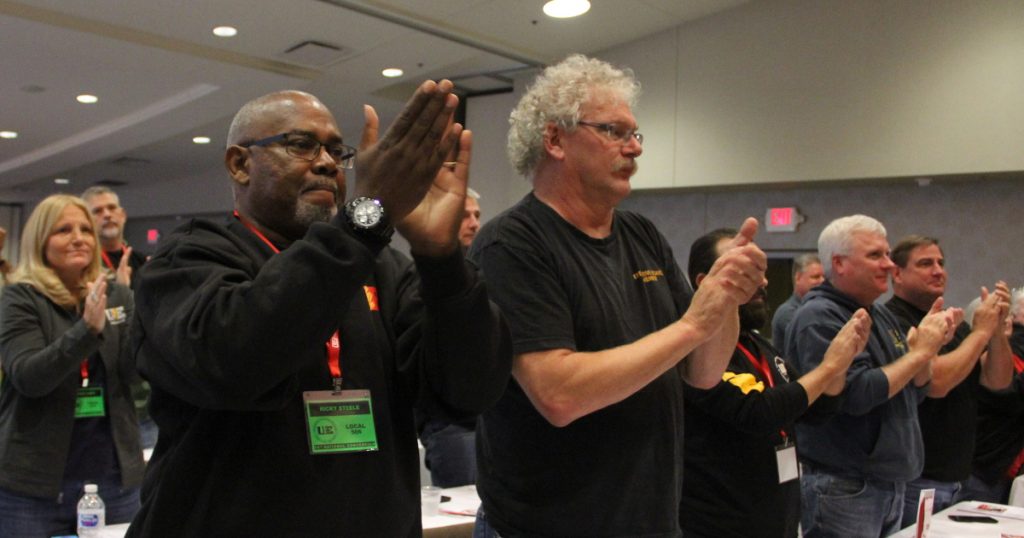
[303,390,379,455]
[105,306,127,325]
[75,387,106,418]
[776,440,798,483]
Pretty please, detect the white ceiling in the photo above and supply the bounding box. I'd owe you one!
[0,0,750,205]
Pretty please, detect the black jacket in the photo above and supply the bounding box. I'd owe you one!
[126,215,511,537]
[0,282,142,498]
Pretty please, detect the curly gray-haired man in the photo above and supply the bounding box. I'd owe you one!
[469,54,767,537]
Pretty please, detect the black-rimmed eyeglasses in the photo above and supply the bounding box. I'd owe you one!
[576,121,643,145]
[241,133,357,169]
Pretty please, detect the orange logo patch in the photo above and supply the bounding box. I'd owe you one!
[364,286,379,311]
[632,269,664,283]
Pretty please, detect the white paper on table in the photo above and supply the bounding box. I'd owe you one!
[438,484,481,516]
[953,502,1024,522]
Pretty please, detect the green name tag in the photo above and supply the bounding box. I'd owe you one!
[303,390,379,455]
[75,387,106,418]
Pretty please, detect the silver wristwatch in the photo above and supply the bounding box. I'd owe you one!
[344,197,393,242]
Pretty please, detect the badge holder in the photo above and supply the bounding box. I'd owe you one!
[75,386,106,418]
[303,389,379,455]
[775,437,798,483]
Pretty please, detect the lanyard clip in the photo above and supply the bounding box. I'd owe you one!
[332,377,343,394]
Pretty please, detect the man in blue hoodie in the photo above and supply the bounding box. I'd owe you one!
[786,214,957,538]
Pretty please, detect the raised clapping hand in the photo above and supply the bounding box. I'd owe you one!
[823,308,872,368]
[354,80,463,230]
[115,246,133,287]
[83,274,108,335]
[907,297,955,357]
[971,282,1010,340]
[820,308,872,394]
[396,128,473,257]
[682,218,767,338]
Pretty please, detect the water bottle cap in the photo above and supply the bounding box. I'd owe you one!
[84,484,98,493]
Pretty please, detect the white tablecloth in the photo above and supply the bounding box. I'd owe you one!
[892,500,1024,537]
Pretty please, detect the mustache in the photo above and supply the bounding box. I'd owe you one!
[302,179,339,195]
[613,160,637,175]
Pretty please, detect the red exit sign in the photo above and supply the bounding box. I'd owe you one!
[765,207,802,232]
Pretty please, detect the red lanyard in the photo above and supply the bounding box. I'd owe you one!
[100,244,128,271]
[233,211,343,388]
[80,359,90,387]
[737,339,789,441]
[737,342,775,388]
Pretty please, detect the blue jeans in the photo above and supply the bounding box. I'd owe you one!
[473,507,502,538]
[900,477,962,529]
[801,468,905,538]
[960,473,1011,504]
[138,417,159,451]
[0,481,140,538]
[421,419,477,488]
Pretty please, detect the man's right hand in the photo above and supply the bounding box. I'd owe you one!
[908,297,954,357]
[115,246,133,287]
[820,308,871,394]
[353,79,462,224]
[972,283,1009,341]
[681,218,766,340]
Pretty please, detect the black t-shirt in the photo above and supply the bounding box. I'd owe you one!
[470,192,692,537]
[63,354,121,484]
[886,295,979,481]
[681,330,809,538]
[974,372,1024,485]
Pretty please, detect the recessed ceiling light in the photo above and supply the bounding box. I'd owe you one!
[192,136,211,144]
[213,26,238,37]
[0,131,17,139]
[54,178,70,185]
[543,0,591,18]
[382,68,404,78]
[76,94,98,104]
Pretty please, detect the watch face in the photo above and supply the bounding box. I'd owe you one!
[352,199,382,228]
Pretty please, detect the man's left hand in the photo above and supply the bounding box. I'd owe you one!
[115,246,133,287]
[397,129,473,257]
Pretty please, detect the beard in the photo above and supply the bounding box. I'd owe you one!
[294,200,337,229]
[99,224,121,241]
[739,289,769,332]
[272,201,337,243]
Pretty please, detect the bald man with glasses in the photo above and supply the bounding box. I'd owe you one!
[126,85,511,536]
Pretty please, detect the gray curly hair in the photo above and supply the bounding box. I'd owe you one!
[507,54,641,178]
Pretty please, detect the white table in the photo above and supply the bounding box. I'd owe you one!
[94,524,130,538]
[892,500,1024,537]
[423,484,478,537]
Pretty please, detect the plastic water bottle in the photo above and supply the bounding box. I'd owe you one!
[76,483,105,537]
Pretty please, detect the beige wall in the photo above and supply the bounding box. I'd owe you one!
[602,0,1024,189]
[618,176,1023,309]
